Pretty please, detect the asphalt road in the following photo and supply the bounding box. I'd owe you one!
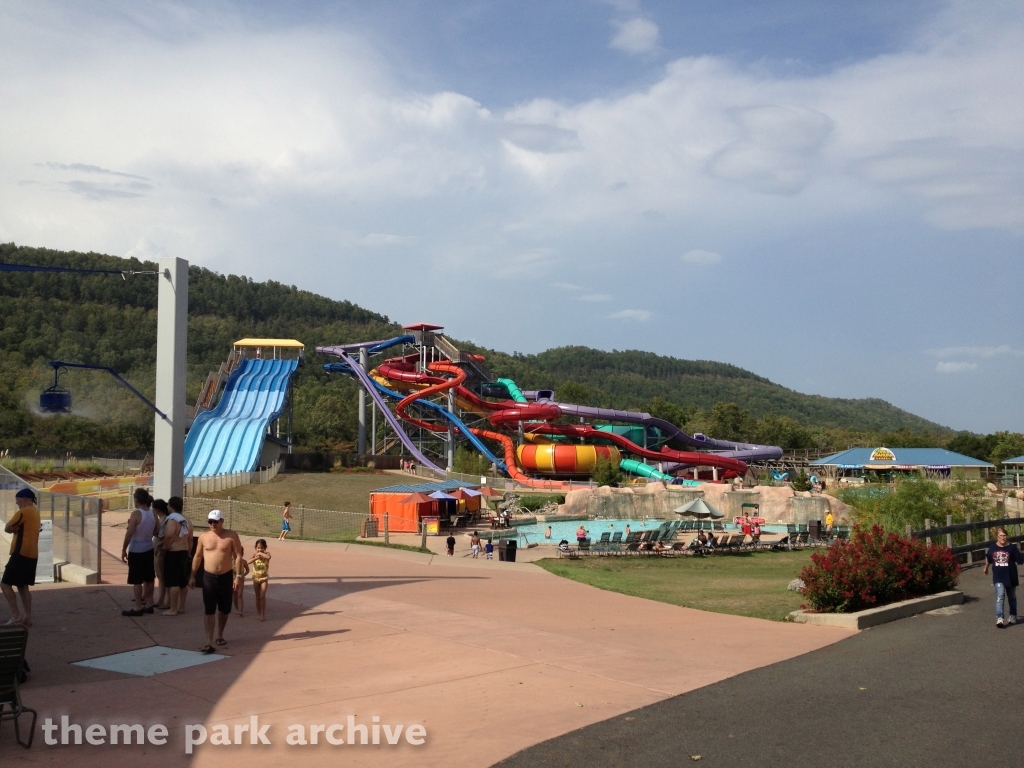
[495,566,1020,768]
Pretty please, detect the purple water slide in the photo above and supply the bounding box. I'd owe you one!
[335,351,446,477]
[549,402,783,463]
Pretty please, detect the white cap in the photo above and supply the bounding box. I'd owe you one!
[208,510,224,521]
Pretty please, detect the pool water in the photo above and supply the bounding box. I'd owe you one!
[513,519,792,544]
[515,518,665,544]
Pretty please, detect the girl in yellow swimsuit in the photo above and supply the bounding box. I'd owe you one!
[249,539,271,622]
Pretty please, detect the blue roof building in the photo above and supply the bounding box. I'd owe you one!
[811,447,992,479]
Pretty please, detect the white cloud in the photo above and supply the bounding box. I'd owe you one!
[707,106,833,195]
[360,233,414,246]
[681,249,723,266]
[936,361,978,374]
[578,293,612,302]
[926,345,1024,358]
[0,0,1022,341]
[608,309,651,321]
[609,18,660,55]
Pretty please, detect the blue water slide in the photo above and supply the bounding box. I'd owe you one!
[184,358,299,477]
[323,361,507,473]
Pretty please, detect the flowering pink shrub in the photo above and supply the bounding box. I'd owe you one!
[800,525,960,613]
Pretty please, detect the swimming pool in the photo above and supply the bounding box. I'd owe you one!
[512,518,791,544]
[514,518,666,544]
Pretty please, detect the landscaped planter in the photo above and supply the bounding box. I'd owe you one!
[789,590,963,630]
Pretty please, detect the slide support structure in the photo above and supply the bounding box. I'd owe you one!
[358,347,368,455]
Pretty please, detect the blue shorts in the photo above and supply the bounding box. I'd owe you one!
[282,521,291,532]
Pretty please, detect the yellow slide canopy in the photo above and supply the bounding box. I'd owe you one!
[233,338,304,359]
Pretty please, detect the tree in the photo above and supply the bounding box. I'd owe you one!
[989,432,1024,466]
[791,470,812,492]
[556,381,592,405]
[646,396,694,430]
[591,456,623,487]
[754,413,813,449]
[454,446,490,476]
[709,402,753,442]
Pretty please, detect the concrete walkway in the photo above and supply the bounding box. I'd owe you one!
[2,530,851,766]
[496,565,1013,768]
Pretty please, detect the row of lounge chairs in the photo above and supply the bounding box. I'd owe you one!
[559,521,852,558]
[562,522,685,556]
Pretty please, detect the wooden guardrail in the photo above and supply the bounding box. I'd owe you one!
[908,514,1024,564]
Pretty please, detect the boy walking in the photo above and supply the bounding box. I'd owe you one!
[984,527,1024,627]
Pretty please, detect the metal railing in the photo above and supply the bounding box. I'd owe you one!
[0,464,102,582]
[182,497,366,542]
[184,460,283,497]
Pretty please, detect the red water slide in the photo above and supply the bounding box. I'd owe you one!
[387,361,578,490]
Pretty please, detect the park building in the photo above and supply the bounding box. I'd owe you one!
[1000,456,1024,487]
[810,447,993,483]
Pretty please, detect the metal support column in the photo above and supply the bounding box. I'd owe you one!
[447,388,456,470]
[154,256,188,500]
[358,347,368,456]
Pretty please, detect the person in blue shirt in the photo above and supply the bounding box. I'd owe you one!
[984,528,1024,627]
[485,540,494,560]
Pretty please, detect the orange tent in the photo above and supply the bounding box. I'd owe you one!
[449,487,482,513]
[369,491,437,533]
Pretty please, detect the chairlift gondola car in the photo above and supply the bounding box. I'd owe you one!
[37,361,168,421]
[39,364,72,413]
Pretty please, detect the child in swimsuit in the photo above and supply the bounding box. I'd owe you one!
[249,539,271,622]
[233,554,250,617]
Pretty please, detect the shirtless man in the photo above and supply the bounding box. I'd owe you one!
[160,496,192,616]
[190,510,243,653]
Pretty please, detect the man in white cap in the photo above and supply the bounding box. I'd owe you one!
[190,510,243,653]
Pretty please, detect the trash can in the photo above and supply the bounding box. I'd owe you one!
[504,540,517,562]
[497,540,508,561]
[360,518,378,538]
[808,520,822,540]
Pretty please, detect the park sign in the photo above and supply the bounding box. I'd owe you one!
[869,447,896,462]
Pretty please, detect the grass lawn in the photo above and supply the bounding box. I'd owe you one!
[196,471,433,554]
[536,550,814,621]
[198,471,407,513]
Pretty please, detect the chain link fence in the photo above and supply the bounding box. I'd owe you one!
[183,497,367,542]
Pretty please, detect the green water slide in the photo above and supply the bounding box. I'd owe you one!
[619,458,674,482]
[496,378,528,403]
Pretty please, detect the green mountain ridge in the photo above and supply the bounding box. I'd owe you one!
[0,244,950,456]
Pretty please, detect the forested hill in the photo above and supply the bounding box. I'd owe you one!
[1,244,950,456]
[474,345,945,434]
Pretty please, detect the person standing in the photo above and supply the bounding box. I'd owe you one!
[445,533,456,556]
[191,510,243,653]
[278,501,292,541]
[984,527,1024,627]
[151,499,169,610]
[160,497,192,616]
[249,539,271,622]
[825,510,835,533]
[470,531,481,559]
[121,488,157,616]
[2,488,40,626]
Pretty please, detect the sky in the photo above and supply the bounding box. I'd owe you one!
[1,0,1022,433]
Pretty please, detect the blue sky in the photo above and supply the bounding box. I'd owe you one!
[1,1,1022,432]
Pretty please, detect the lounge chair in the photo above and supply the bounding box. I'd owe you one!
[0,625,36,748]
[608,531,623,552]
[578,538,591,553]
[625,531,643,553]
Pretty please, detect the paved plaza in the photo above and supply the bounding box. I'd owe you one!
[0,517,853,766]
